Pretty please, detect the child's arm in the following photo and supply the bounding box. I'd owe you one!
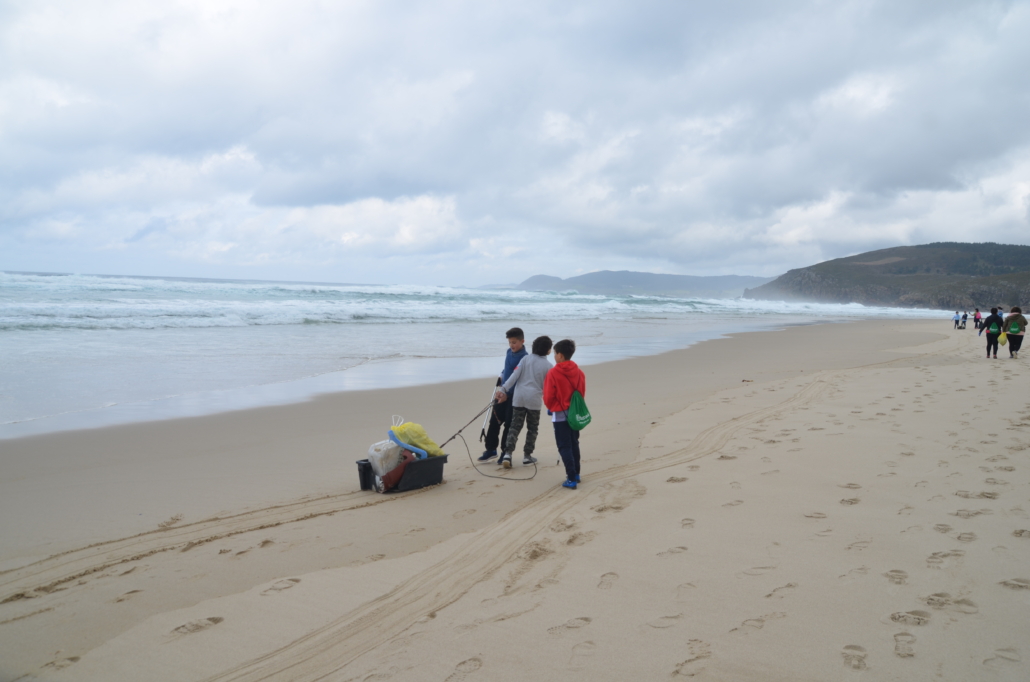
[500,363,523,395]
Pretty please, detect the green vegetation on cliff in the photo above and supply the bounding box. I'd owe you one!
[744,243,1030,309]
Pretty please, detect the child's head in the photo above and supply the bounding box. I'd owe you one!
[506,327,525,352]
[531,335,552,356]
[991,307,998,314]
[553,338,575,363]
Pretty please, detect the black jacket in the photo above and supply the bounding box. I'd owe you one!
[981,314,1004,334]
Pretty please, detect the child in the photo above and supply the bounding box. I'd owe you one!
[495,336,553,467]
[479,328,527,461]
[543,338,586,489]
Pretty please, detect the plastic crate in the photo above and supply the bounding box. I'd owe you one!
[356,455,448,493]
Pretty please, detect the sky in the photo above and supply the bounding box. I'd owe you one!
[1,0,1028,286]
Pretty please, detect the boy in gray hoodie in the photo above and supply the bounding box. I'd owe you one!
[495,336,553,468]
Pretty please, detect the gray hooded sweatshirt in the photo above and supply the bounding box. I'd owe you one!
[501,353,552,410]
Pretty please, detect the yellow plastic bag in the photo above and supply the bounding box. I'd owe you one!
[999,332,1008,346]
[390,422,445,457]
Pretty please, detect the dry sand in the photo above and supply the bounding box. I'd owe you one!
[1,319,1028,681]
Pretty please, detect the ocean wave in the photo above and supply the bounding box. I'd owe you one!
[1,271,947,331]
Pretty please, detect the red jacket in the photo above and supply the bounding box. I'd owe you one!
[543,360,586,413]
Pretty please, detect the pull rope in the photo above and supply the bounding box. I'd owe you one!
[439,399,538,481]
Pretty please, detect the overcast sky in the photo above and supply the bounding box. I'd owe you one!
[2,0,1028,286]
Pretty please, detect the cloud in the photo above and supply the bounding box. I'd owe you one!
[1,0,1028,283]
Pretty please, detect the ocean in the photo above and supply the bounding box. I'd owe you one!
[0,271,947,438]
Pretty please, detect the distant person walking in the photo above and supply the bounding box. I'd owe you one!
[981,307,1005,359]
[974,308,982,330]
[961,311,968,329]
[1004,307,1026,359]
[953,312,961,329]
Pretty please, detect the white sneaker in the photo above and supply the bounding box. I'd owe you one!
[523,455,537,465]
[501,453,512,469]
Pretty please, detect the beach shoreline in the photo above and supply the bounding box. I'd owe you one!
[3,319,1028,681]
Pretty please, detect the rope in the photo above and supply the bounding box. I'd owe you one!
[438,398,538,481]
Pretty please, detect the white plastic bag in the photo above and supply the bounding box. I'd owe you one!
[367,440,403,477]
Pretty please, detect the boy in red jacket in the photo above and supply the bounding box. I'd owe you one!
[543,339,586,489]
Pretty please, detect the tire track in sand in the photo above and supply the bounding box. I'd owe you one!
[199,372,838,682]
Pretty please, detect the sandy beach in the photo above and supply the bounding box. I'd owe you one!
[2,319,1028,681]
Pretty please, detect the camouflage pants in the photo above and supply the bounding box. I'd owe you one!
[504,407,540,456]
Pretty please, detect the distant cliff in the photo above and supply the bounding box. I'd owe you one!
[518,271,775,298]
[743,243,1030,309]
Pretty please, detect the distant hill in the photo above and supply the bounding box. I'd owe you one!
[743,242,1030,309]
[518,271,775,298]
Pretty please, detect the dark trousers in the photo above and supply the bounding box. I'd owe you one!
[986,333,999,356]
[553,420,581,481]
[484,399,513,452]
[1009,334,1023,355]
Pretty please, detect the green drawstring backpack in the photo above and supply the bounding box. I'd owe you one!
[560,373,592,430]
[567,390,592,430]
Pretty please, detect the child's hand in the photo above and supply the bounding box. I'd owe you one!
[495,390,507,403]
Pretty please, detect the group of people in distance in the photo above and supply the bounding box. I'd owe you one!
[480,327,586,490]
[970,306,1027,359]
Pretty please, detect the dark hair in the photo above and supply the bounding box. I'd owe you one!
[1013,306,1022,314]
[531,335,553,356]
[991,308,998,314]
[553,338,576,359]
[506,327,524,340]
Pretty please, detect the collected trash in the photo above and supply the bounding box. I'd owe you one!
[358,416,448,493]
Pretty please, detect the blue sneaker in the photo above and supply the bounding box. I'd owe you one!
[562,479,577,489]
[478,450,497,462]
[574,474,581,483]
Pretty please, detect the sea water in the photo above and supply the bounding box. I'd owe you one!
[0,271,946,438]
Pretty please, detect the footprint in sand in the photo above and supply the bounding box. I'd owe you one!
[804,512,827,519]
[667,476,688,483]
[646,614,682,629]
[846,541,870,551]
[924,593,952,609]
[894,633,916,658]
[261,578,301,596]
[999,578,1030,590]
[172,617,224,635]
[550,518,576,533]
[841,645,868,670]
[934,524,952,533]
[42,657,80,670]
[884,569,907,585]
[740,565,777,577]
[444,657,483,682]
[672,639,712,677]
[548,617,592,635]
[676,583,697,601]
[765,583,797,599]
[453,509,476,519]
[597,572,618,590]
[956,532,977,542]
[722,500,744,507]
[840,498,861,506]
[954,509,992,518]
[114,589,143,603]
[926,550,964,569]
[890,610,931,626]
[985,478,1007,485]
[658,546,689,558]
[1013,529,1030,538]
[680,518,695,528]
[839,483,862,490]
[717,454,737,460]
[568,641,596,669]
[983,648,1021,669]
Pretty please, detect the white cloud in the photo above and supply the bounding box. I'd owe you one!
[1,0,1028,284]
